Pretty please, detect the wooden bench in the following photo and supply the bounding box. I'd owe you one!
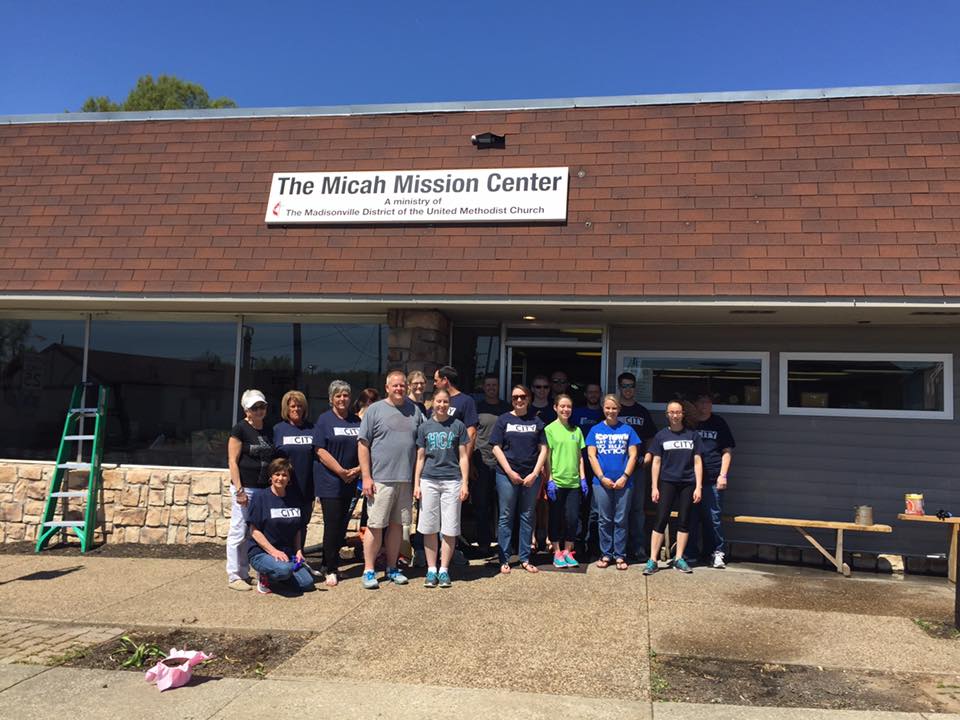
[897,513,959,584]
[724,515,893,577]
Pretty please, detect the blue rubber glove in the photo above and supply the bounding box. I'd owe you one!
[546,480,557,501]
[580,478,589,496]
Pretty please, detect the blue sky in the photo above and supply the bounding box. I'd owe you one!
[1,1,958,116]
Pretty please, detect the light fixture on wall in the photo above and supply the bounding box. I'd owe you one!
[471,132,506,149]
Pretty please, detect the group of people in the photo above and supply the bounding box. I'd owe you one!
[223,365,735,595]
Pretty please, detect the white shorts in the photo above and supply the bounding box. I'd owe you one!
[417,478,463,537]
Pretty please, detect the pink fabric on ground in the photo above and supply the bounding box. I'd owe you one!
[144,649,213,691]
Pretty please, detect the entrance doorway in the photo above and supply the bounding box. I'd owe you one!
[503,326,604,403]
[507,346,601,403]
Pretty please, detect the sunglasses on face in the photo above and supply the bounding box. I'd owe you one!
[619,383,635,389]
[533,385,549,390]
[512,395,528,401]
[250,403,267,411]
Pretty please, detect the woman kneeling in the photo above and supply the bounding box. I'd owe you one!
[248,458,316,595]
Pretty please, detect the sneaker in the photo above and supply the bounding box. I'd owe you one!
[674,557,693,574]
[325,573,338,587]
[423,570,439,588]
[453,548,469,566]
[437,571,452,588]
[553,552,567,568]
[228,577,252,591]
[712,551,726,569]
[385,567,409,585]
[362,569,379,590]
[642,559,659,576]
[563,551,580,568]
[256,575,272,595]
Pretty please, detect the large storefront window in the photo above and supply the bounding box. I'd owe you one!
[616,351,769,413]
[239,322,386,421]
[0,318,85,459]
[780,353,952,419]
[450,325,500,394]
[88,320,238,467]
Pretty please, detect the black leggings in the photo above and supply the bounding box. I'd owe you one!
[548,486,581,545]
[654,482,694,534]
[319,495,354,575]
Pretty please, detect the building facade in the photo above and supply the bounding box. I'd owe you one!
[2,84,959,559]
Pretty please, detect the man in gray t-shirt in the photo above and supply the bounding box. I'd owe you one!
[357,370,423,588]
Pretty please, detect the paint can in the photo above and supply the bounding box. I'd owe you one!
[854,505,874,526]
[904,493,925,515]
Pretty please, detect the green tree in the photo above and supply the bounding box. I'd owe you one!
[80,74,237,112]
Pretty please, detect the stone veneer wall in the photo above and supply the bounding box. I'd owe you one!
[0,461,326,545]
[387,309,450,382]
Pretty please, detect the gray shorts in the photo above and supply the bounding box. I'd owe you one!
[417,477,463,537]
[366,482,413,529]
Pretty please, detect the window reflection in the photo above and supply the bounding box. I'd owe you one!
[451,326,500,394]
[619,355,764,407]
[786,358,944,411]
[239,323,386,420]
[0,319,85,459]
[88,321,237,467]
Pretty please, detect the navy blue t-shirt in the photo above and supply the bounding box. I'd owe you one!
[695,414,736,480]
[489,412,546,476]
[651,426,704,485]
[273,420,315,503]
[571,407,604,436]
[247,489,302,558]
[313,409,361,499]
[618,403,658,442]
[430,392,479,429]
[530,403,557,425]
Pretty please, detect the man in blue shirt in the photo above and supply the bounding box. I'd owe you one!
[617,372,656,563]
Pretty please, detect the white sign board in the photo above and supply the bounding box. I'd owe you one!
[264,167,568,224]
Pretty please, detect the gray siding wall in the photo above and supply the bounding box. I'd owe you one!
[608,324,960,557]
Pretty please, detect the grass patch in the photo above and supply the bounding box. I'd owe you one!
[913,618,960,640]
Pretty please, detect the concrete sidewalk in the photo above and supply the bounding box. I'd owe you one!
[0,665,955,720]
[0,552,957,718]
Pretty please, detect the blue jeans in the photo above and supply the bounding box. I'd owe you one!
[692,483,724,556]
[496,471,538,564]
[594,484,633,560]
[627,472,647,559]
[249,552,315,592]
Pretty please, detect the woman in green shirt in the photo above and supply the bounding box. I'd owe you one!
[544,394,587,568]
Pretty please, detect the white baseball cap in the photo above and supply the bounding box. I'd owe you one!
[241,389,267,409]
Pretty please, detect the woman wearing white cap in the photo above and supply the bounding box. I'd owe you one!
[226,389,277,590]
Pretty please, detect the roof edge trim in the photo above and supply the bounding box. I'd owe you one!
[3,83,960,125]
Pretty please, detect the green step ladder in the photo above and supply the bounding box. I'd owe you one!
[35,383,109,553]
